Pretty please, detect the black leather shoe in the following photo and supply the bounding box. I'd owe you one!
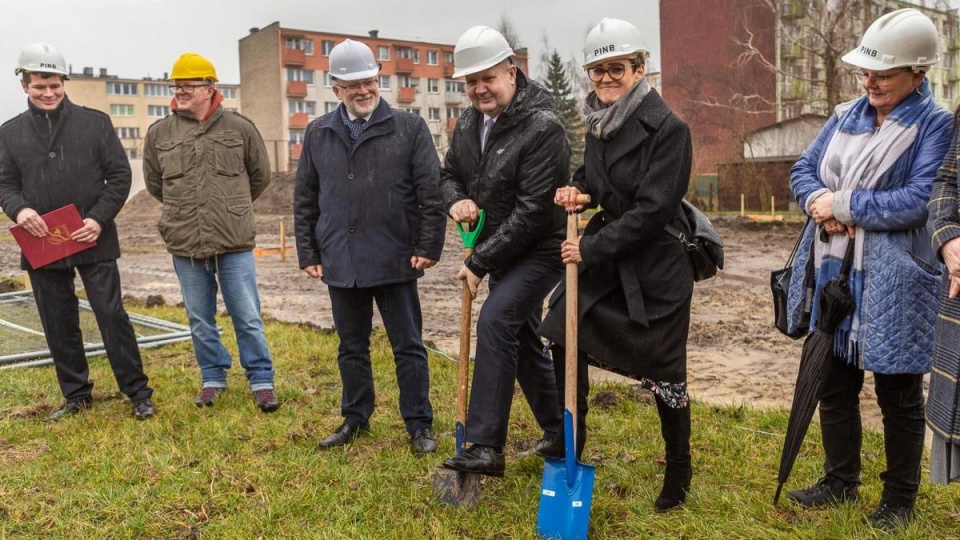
[133,398,155,420]
[442,445,505,477]
[317,422,369,449]
[867,500,913,532]
[410,428,437,454]
[533,435,564,460]
[48,397,92,421]
[786,477,859,508]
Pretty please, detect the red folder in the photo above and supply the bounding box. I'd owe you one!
[9,204,96,268]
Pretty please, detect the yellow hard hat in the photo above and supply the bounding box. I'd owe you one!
[170,53,218,82]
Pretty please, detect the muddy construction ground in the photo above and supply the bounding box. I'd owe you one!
[1,173,886,427]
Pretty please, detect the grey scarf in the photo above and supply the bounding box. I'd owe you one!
[583,78,650,140]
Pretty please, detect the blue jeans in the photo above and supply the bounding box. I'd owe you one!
[172,251,274,390]
[327,280,433,433]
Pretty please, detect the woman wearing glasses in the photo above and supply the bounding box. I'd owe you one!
[783,9,951,531]
[543,18,695,511]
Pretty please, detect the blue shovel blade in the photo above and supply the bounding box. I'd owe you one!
[536,411,595,539]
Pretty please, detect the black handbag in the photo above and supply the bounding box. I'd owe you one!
[771,219,812,339]
[664,200,725,282]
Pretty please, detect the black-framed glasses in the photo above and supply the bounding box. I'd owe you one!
[336,80,378,92]
[851,67,913,84]
[587,62,637,82]
[168,83,211,93]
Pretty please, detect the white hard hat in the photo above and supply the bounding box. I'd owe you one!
[15,42,69,78]
[583,18,649,67]
[842,8,940,71]
[452,26,514,78]
[329,39,379,81]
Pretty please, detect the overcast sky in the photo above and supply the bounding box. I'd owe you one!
[1,0,660,121]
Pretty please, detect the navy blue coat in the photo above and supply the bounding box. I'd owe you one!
[294,99,445,287]
[0,97,130,270]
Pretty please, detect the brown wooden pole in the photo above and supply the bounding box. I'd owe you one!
[280,220,287,262]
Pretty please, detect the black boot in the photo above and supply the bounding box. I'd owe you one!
[654,395,692,512]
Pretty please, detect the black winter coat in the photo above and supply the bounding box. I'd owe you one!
[294,99,445,288]
[0,98,130,270]
[540,89,694,382]
[440,69,569,277]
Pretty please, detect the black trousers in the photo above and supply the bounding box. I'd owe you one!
[29,260,152,402]
[819,352,925,506]
[465,251,563,448]
[327,280,433,433]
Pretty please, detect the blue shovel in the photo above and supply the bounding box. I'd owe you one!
[433,210,485,508]
[536,200,595,540]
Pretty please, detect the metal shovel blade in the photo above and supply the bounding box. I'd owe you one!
[433,466,481,509]
[536,411,595,540]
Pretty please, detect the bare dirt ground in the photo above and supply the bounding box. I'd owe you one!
[0,173,884,427]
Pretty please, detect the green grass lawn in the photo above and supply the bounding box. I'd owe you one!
[1,306,958,539]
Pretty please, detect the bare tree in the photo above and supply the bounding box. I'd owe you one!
[496,13,522,50]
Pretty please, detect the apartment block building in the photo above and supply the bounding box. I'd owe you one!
[239,22,529,173]
[661,0,960,181]
[65,67,240,159]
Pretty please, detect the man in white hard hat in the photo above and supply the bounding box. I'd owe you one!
[439,26,568,477]
[143,53,278,413]
[294,39,446,454]
[0,42,155,421]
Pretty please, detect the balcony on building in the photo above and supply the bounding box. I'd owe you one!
[290,143,303,161]
[444,63,455,77]
[445,91,464,104]
[284,48,306,66]
[287,80,308,97]
[446,117,458,133]
[396,57,415,73]
[289,112,309,129]
[398,86,416,103]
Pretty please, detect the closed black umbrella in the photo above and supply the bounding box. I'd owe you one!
[774,239,856,504]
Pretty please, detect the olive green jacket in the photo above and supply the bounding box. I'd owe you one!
[143,105,270,258]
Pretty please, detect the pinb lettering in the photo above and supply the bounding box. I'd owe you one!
[594,44,616,57]
[40,63,58,69]
[859,46,878,58]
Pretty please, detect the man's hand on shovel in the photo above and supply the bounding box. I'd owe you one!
[457,264,482,299]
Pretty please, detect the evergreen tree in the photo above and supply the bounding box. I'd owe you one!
[542,50,585,175]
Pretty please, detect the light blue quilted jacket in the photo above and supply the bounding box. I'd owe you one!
[786,101,952,374]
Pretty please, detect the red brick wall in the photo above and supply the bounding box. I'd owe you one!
[661,0,778,181]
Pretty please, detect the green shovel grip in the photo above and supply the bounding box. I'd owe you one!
[455,209,485,250]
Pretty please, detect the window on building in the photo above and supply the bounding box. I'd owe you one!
[445,51,454,64]
[325,101,339,114]
[432,134,442,148]
[427,79,439,93]
[148,105,170,117]
[106,82,138,96]
[447,107,463,119]
[445,80,464,93]
[398,75,420,89]
[289,131,305,144]
[125,148,138,159]
[401,107,421,117]
[378,75,391,90]
[115,127,141,139]
[221,87,238,99]
[427,51,439,65]
[144,83,171,97]
[286,68,315,85]
[110,104,134,116]
[285,37,314,55]
[322,40,336,56]
[397,47,420,63]
[288,100,317,116]
[428,108,440,120]
[323,72,334,87]
[378,46,390,61]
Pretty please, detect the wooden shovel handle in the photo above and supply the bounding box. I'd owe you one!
[457,248,474,426]
[565,213,579,428]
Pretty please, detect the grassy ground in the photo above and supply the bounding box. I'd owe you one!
[1,306,958,539]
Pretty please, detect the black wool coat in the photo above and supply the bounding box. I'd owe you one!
[540,89,695,382]
[0,97,130,270]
